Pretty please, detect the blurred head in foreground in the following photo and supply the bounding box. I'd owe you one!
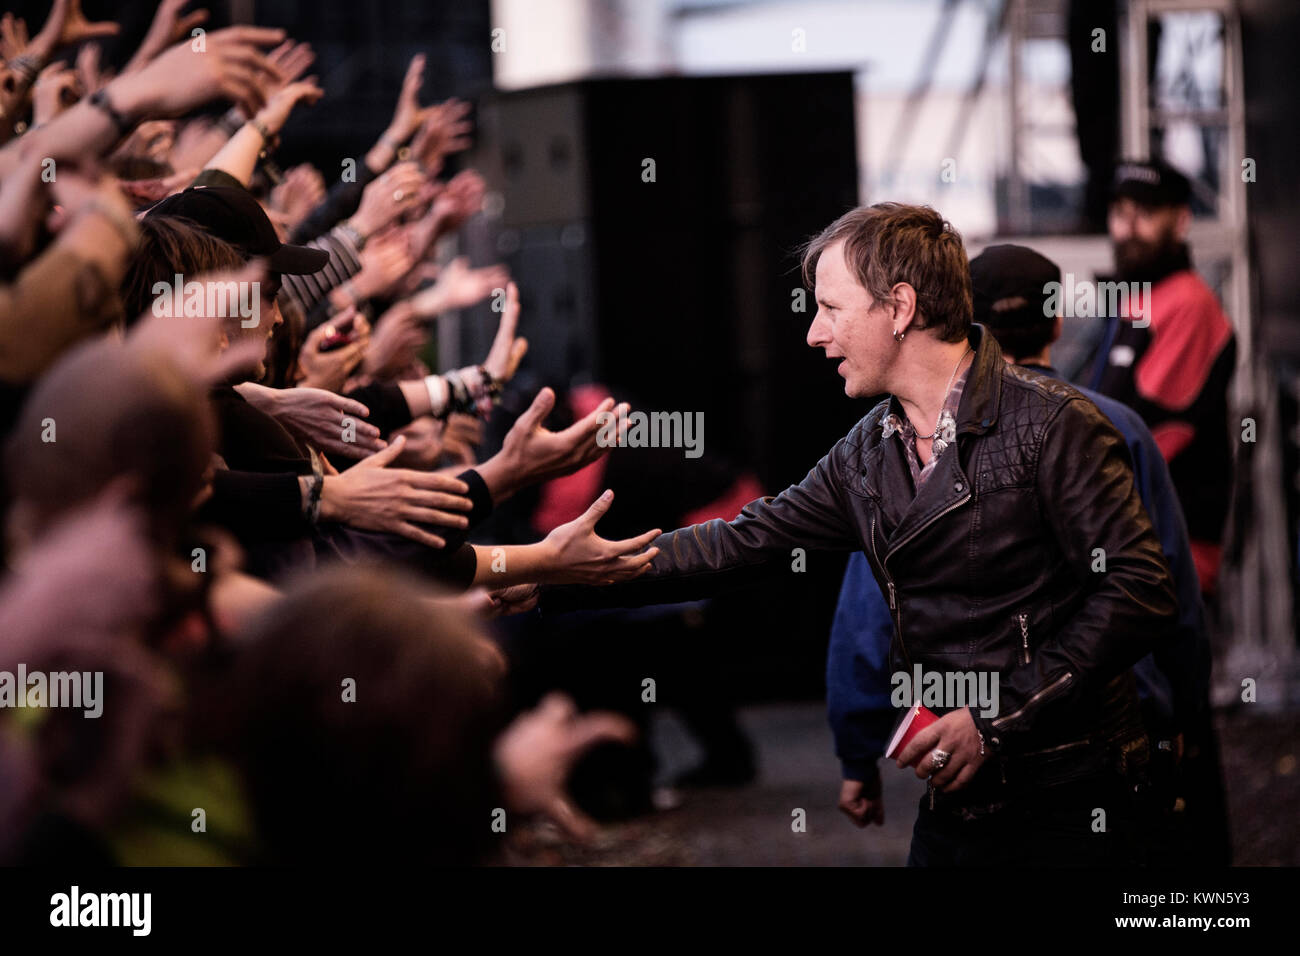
[5,336,214,557]
[210,565,505,864]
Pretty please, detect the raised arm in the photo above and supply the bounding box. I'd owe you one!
[542,435,863,612]
[0,25,285,177]
[202,78,322,186]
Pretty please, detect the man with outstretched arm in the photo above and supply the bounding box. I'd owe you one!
[543,203,1177,865]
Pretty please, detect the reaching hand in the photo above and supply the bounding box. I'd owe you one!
[124,0,210,73]
[110,118,175,165]
[485,583,540,617]
[263,38,315,88]
[297,309,370,392]
[32,61,81,127]
[38,0,120,52]
[320,437,475,549]
[389,417,446,470]
[253,78,323,137]
[108,25,286,122]
[442,413,484,464]
[494,693,637,842]
[351,161,432,239]
[540,490,660,586]
[244,384,386,460]
[430,168,486,237]
[45,165,134,235]
[351,226,417,301]
[409,97,472,175]
[117,165,198,206]
[271,163,326,229]
[361,303,426,381]
[384,53,434,145]
[0,13,30,61]
[490,387,629,501]
[75,41,111,95]
[409,256,510,318]
[482,279,528,383]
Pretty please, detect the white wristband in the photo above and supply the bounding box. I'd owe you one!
[423,374,450,416]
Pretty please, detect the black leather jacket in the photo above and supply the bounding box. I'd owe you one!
[546,324,1177,787]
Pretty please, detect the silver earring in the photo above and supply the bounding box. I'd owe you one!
[893,329,905,343]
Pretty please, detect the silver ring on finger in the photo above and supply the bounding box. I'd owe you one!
[929,749,951,773]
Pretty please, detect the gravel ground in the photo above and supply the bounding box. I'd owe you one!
[1216,706,1300,865]
[502,702,1299,866]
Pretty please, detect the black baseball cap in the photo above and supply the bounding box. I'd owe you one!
[970,244,1061,332]
[144,185,329,275]
[1111,159,1192,208]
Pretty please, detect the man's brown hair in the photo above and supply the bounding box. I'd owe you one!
[801,203,973,342]
[120,216,246,324]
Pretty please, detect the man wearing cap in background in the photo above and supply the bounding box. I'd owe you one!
[830,243,1232,865]
[1085,159,1236,598]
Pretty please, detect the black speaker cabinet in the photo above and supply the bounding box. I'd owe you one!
[472,73,861,488]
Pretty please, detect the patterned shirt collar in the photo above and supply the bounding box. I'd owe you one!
[883,358,971,491]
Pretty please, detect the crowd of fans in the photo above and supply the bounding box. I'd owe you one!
[0,0,666,864]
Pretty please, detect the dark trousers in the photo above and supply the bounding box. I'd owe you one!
[906,773,1148,867]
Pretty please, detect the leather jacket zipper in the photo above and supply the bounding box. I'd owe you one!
[869,516,911,670]
[992,671,1074,731]
[1018,612,1030,664]
[884,489,971,562]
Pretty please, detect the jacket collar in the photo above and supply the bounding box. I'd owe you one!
[871,325,1000,551]
[880,323,1004,438]
[955,323,1003,435]
[1019,361,1059,379]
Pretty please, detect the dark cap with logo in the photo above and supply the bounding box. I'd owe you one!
[1111,158,1192,208]
[969,244,1061,331]
[144,185,329,275]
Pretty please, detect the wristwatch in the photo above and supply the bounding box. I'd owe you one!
[89,88,132,138]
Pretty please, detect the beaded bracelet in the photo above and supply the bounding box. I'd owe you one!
[440,366,503,419]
